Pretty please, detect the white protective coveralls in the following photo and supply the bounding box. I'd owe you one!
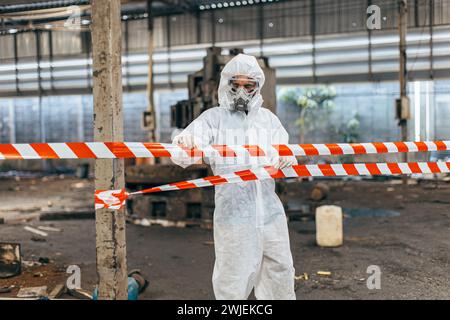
[171,54,296,300]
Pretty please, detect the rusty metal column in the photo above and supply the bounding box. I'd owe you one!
[91,0,128,300]
[398,0,409,156]
[310,0,317,84]
[146,0,156,142]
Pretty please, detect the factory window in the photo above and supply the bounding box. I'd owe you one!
[276,82,402,145]
[186,203,202,220]
[151,202,167,218]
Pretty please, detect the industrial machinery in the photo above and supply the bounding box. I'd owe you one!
[171,46,277,129]
[126,47,277,227]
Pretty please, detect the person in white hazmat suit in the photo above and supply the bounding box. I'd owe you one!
[171,53,297,300]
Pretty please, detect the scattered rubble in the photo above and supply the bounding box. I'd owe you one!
[38,257,50,264]
[294,273,309,281]
[24,226,48,237]
[0,285,15,294]
[37,226,62,232]
[310,183,330,201]
[48,284,66,299]
[132,218,187,228]
[67,288,93,300]
[0,243,21,278]
[17,286,47,298]
[22,260,41,268]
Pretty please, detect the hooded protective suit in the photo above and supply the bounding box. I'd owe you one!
[172,54,296,300]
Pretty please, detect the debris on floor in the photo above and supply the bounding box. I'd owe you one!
[16,286,47,298]
[92,269,149,300]
[0,243,21,278]
[37,226,62,233]
[48,283,66,299]
[132,218,187,228]
[67,288,93,300]
[24,226,48,237]
[294,273,309,281]
[22,260,41,268]
[38,257,50,265]
[0,285,16,294]
[1,178,450,299]
[129,269,149,295]
[310,183,330,201]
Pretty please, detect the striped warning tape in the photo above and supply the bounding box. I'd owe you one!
[0,140,449,160]
[95,161,450,210]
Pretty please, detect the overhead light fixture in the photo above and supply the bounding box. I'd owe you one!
[198,0,266,11]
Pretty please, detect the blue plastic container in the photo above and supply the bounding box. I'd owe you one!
[92,277,139,300]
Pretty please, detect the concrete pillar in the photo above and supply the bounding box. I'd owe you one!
[91,0,128,300]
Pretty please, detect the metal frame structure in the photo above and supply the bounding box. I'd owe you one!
[1,0,450,98]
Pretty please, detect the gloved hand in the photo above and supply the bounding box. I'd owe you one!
[274,156,298,170]
[173,134,198,149]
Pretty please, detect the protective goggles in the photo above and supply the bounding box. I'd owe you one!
[228,76,259,95]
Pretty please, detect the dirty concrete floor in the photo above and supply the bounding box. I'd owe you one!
[0,176,92,217]
[1,176,450,299]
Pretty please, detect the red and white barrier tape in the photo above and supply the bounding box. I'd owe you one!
[1,140,449,160]
[95,161,450,210]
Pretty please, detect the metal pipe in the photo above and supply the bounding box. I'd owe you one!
[310,0,316,83]
[0,0,90,14]
[367,0,373,81]
[259,4,264,57]
[125,18,130,91]
[13,32,20,93]
[210,10,216,46]
[0,0,89,14]
[35,29,43,94]
[48,30,55,92]
[429,0,434,79]
[398,0,408,165]
[166,15,172,87]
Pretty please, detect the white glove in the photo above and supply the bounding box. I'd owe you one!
[173,134,198,149]
[274,156,298,170]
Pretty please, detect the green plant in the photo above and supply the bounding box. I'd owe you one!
[340,113,361,143]
[279,86,336,143]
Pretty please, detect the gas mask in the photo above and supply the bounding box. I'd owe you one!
[228,76,259,113]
